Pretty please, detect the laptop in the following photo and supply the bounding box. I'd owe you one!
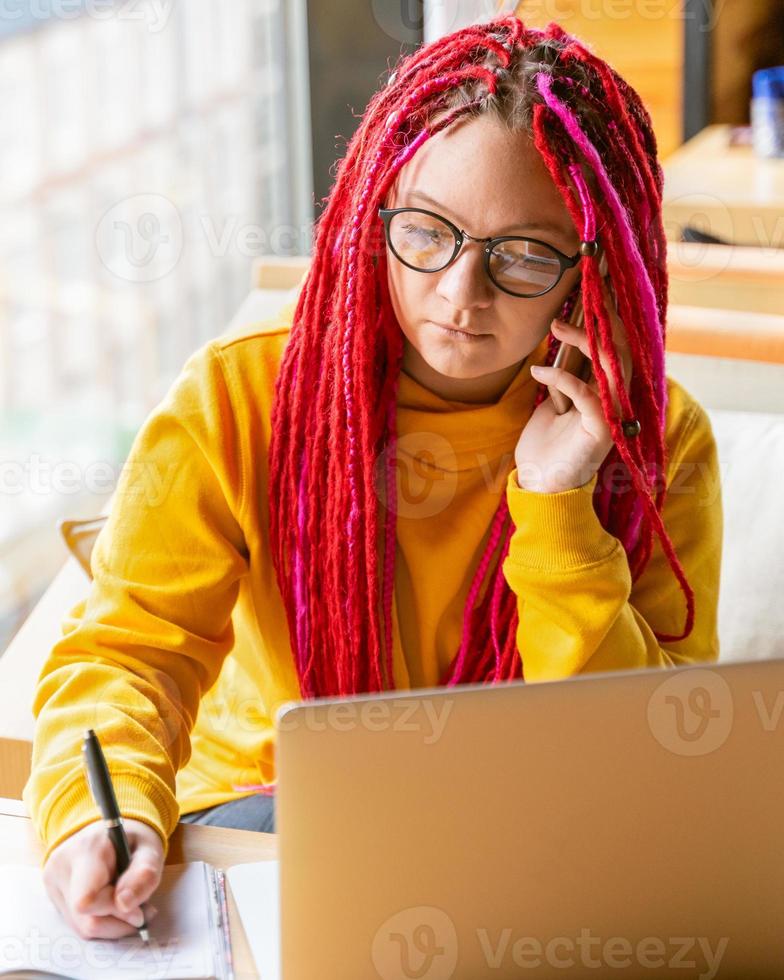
[228,657,784,979]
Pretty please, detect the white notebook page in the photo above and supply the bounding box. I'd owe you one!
[0,862,222,980]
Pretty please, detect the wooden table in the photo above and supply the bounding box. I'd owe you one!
[0,797,275,979]
[662,124,784,249]
[0,556,87,798]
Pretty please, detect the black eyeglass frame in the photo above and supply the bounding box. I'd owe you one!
[378,205,598,298]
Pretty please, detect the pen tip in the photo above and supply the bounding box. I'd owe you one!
[139,927,150,944]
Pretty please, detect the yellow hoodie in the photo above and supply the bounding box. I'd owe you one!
[22,299,723,860]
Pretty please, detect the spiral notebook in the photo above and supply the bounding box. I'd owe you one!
[0,861,233,980]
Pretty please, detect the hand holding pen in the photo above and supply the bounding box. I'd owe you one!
[81,728,155,943]
[41,801,164,941]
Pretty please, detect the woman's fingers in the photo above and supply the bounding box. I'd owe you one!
[68,848,111,917]
[551,319,630,390]
[50,878,149,940]
[80,882,158,926]
[550,321,621,414]
[43,818,165,944]
[70,909,149,940]
[530,365,600,422]
[114,840,164,914]
[550,284,633,418]
[553,279,633,392]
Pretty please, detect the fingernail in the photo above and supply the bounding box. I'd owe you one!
[530,365,545,377]
[128,908,145,927]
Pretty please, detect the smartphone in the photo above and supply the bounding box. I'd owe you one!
[547,250,611,416]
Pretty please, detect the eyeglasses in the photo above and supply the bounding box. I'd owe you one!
[378,206,596,298]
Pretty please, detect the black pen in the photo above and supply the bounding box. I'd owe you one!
[81,729,150,944]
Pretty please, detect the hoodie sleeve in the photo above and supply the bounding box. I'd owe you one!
[501,394,723,681]
[22,340,249,861]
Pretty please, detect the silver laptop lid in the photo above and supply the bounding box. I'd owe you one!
[276,658,784,979]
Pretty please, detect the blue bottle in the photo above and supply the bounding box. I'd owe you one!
[751,66,784,158]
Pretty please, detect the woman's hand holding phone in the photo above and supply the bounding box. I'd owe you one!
[513,251,634,494]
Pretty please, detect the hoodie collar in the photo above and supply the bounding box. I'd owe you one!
[394,334,549,472]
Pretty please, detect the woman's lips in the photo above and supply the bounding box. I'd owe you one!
[432,322,490,341]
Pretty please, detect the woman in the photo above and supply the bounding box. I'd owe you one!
[26,14,722,940]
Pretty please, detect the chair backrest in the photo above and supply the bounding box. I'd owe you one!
[57,517,107,580]
[252,255,310,291]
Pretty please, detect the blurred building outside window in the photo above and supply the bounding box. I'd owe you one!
[0,0,313,652]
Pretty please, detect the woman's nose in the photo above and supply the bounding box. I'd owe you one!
[435,239,494,309]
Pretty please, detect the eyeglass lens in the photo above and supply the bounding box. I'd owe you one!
[387,210,563,296]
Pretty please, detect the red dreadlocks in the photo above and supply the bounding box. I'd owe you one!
[268,14,694,699]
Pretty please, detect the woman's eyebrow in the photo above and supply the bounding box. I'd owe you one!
[405,189,571,238]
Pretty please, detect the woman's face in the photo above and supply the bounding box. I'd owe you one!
[384,113,583,403]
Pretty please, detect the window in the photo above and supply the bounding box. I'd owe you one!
[0,0,313,652]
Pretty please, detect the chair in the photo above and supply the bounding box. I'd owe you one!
[57,518,108,580]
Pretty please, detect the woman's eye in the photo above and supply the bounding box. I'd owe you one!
[403,224,444,243]
[498,253,557,269]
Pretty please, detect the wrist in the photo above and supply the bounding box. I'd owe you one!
[34,771,173,864]
[514,459,599,494]
[505,468,616,570]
